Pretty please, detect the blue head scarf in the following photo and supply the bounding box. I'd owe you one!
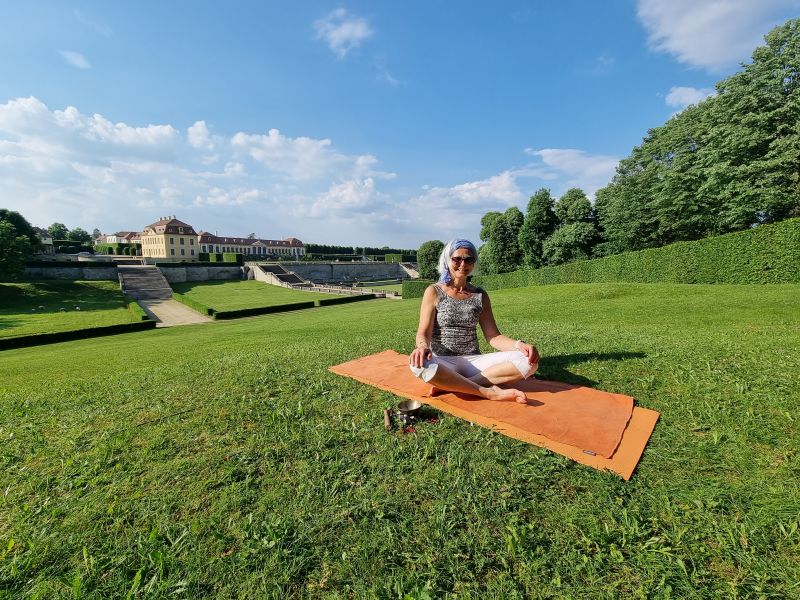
[437,239,478,283]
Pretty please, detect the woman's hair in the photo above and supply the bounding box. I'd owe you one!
[437,239,478,283]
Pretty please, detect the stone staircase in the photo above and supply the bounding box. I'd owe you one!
[400,262,419,278]
[118,266,173,300]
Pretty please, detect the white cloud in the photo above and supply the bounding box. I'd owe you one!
[59,50,91,70]
[314,8,373,59]
[636,0,800,71]
[231,127,392,181]
[309,178,384,217]
[188,120,214,150]
[523,148,620,198]
[665,86,716,109]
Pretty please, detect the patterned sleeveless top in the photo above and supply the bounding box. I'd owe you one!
[431,284,483,356]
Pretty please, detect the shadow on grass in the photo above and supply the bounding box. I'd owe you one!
[538,351,647,387]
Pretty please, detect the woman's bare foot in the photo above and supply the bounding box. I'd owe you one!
[480,385,528,404]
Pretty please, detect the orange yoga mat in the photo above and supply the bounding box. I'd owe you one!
[330,350,659,480]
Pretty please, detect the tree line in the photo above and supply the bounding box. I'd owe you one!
[419,17,799,277]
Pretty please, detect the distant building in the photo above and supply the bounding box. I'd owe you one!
[198,232,305,258]
[138,216,304,260]
[140,217,199,259]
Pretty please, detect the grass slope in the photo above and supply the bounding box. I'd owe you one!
[1,284,798,598]
[171,280,339,311]
[0,281,139,339]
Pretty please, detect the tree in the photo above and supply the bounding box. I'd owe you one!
[48,222,69,240]
[0,215,34,280]
[479,212,502,242]
[555,188,593,223]
[518,188,557,268]
[67,227,91,243]
[0,209,40,249]
[417,240,445,280]
[542,222,598,265]
[92,228,102,239]
[247,233,256,239]
[543,188,599,265]
[480,214,522,275]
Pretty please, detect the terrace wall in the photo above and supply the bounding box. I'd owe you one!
[158,265,244,283]
[278,261,407,284]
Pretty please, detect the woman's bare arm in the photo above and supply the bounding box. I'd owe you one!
[409,285,438,367]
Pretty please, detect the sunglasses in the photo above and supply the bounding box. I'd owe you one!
[451,255,476,265]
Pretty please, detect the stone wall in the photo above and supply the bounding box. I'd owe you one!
[24,266,119,280]
[275,262,407,284]
[159,266,244,283]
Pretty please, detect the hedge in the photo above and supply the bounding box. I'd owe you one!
[317,294,377,306]
[402,279,435,299]
[124,296,152,321]
[212,301,315,320]
[223,253,243,265]
[470,218,800,291]
[172,292,215,316]
[0,320,157,351]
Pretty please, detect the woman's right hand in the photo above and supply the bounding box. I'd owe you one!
[409,345,432,368]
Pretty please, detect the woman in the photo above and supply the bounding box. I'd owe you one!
[409,239,539,403]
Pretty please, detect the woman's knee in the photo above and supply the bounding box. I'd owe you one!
[409,358,439,382]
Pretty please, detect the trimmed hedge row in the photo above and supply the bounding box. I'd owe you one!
[402,279,435,299]
[0,320,157,351]
[124,296,152,321]
[470,218,800,291]
[212,301,315,320]
[317,294,376,306]
[155,262,242,268]
[172,292,215,316]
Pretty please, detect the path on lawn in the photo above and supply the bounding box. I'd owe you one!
[137,300,213,327]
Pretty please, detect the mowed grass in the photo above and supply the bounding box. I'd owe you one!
[1,283,799,598]
[0,280,139,339]
[171,280,340,311]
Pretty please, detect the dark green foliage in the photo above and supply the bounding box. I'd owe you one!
[554,188,593,224]
[596,18,800,254]
[47,222,69,240]
[198,252,210,262]
[402,279,434,299]
[94,243,141,255]
[172,292,215,316]
[0,320,156,351]
[0,209,40,248]
[417,241,444,280]
[0,221,33,281]
[474,218,800,289]
[317,294,376,306]
[542,221,598,266]
[518,188,557,268]
[213,301,315,319]
[67,227,92,243]
[480,209,523,275]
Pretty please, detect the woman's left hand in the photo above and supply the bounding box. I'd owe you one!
[517,341,540,367]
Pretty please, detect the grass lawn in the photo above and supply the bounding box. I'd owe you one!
[171,280,340,311]
[1,283,798,598]
[0,280,139,339]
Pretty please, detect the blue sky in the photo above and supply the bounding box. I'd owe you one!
[1,1,798,247]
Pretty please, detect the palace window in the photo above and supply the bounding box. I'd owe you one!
[181,248,185,255]
[170,237,175,244]
[170,248,175,256]
[190,239,195,245]
[180,238,185,245]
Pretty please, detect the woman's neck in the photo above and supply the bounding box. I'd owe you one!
[449,276,469,291]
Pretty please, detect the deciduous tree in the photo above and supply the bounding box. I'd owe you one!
[417,240,444,280]
[518,188,557,268]
[48,222,69,240]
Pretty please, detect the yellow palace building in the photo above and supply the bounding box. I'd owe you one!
[138,216,305,260]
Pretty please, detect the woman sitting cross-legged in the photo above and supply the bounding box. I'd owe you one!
[409,239,540,403]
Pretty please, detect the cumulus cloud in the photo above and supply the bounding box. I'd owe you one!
[665,86,716,109]
[231,128,393,181]
[188,120,214,150]
[0,96,400,242]
[59,50,91,70]
[636,0,800,70]
[314,8,374,58]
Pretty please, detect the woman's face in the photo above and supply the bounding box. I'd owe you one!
[450,247,476,278]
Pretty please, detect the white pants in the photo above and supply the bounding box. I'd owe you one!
[409,350,535,383]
